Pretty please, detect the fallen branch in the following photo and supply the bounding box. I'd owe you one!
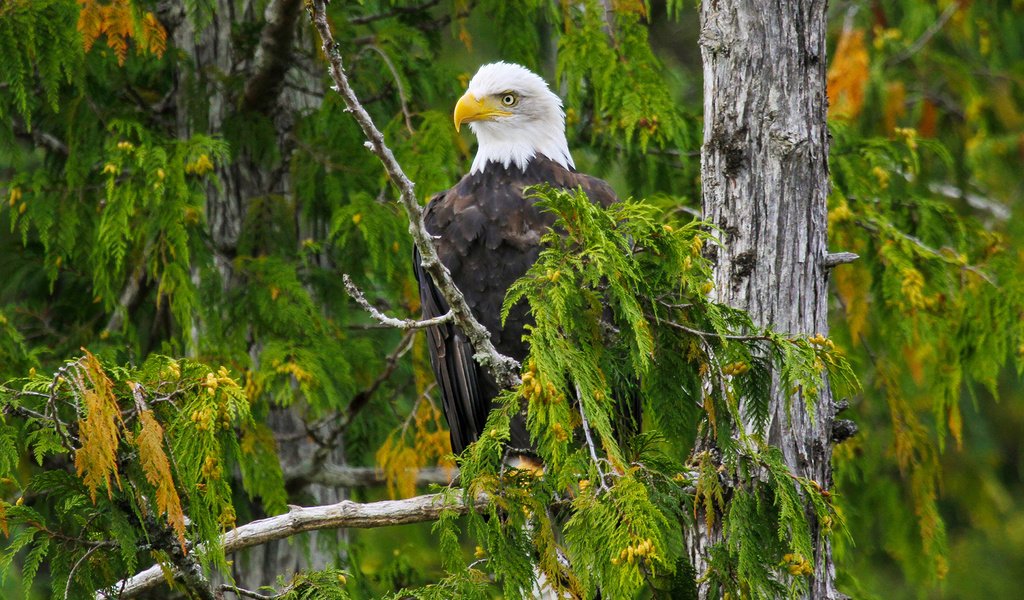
[98,492,482,599]
[308,0,522,389]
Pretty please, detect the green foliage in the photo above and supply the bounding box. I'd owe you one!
[820,2,1024,595]
[436,187,854,598]
[0,0,1019,598]
[0,0,82,129]
[0,353,282,597]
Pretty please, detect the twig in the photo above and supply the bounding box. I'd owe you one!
[65,544,105,600]
[855,218,996,284]
[888,2,959,65]
[343,274,452,330]
[217,584,285,600]
[575,385,610,493]
[97,492,486,599]
[290,464,456,488]
[357,44,415,134]
[341,329,415,426]
[309,1,521,389]
[349,0,441,24]
[658,317,773,342]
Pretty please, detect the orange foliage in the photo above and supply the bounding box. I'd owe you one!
[884,81,906,132]
[376,400,453,499]
[76,0,167,66]
[135,408,187,552]
[918,99,939,137]
[74,350,124,501]
[828,28,870,119]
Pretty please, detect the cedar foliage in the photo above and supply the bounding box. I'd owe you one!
[0,0,1020,598]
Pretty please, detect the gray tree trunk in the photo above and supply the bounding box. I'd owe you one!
[691,1,839,598]
[160,0,343,589]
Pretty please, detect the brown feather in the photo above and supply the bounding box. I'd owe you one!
[415,157,619,454]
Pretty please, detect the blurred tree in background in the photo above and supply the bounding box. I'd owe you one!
[0,0,1020,598]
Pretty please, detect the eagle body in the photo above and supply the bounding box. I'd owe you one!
[418,157,616,454]
[416,62,620,455]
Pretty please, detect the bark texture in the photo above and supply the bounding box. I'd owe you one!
[162,0,339,589]
[693,1,839,598]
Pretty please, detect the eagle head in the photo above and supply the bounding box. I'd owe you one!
[454,62,574,175]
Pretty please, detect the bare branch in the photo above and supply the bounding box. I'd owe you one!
[297,464,456,488]
[343,274,452,330]
[822,252,859,268]
[309,2,521,388]
[104,263,147,334]
[888,2,959,65]
[217,583,285,600]
[349,0,441,25]
[12,119,69,155]
[97,492,484,599]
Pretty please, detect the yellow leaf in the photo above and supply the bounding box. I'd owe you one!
[827,29,870,119]
[947,401,963,450]
[135,410,187,551]
[74,350,124,502]
[77,1,166,66]
[140,12,167,59]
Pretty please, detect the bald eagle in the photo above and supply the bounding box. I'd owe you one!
[416,62,620,456]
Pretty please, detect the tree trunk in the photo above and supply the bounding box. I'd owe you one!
[162,0,342,589]
[691,1,838,598]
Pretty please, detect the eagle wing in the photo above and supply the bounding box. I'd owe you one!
[416,159,631,456]
[413,237,489,455]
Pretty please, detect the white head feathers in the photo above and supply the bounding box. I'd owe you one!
[458,62,574,174]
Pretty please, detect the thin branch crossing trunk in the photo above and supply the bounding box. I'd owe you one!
[693,1,839,598]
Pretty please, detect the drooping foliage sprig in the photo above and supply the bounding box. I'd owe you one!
[0,352,285,598]
[416,187,856,599]
[828,118,1024,584]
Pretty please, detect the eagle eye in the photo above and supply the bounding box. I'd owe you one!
[500,93,518,107]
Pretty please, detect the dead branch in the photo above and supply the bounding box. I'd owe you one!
[97,492,483,599]
[342,274,452,330]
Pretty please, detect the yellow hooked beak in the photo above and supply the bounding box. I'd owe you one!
[453,92,512,132]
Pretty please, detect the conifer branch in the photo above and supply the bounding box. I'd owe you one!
[342,274,452,330]
[98,492,485,599]
[358,44,415,134]
[856,218,996,284]
[309,1,522,389]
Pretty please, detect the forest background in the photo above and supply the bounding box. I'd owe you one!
[1,0,1023,598]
